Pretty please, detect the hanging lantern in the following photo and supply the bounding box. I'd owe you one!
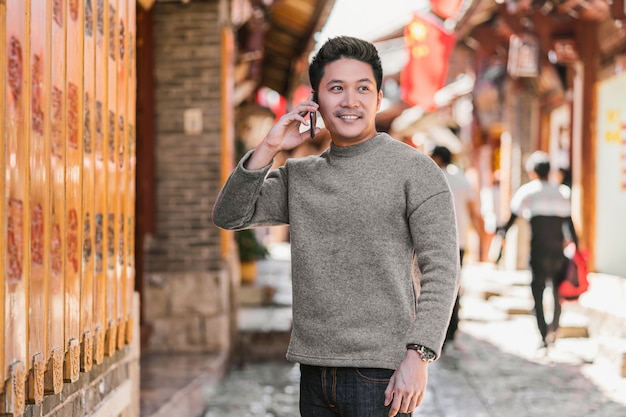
[507,31,540,78]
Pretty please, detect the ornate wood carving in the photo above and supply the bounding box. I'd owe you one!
[44,347,64,395]
[64,338,80,382]
[105,321,117,356]
[94,325,105,364]
[81,331,94,372]
[125,316,134,344]
[5,361,26,416]
[116,320,126,351]
[27,353,45,404]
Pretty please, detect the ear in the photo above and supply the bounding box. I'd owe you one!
[376,90,383,111]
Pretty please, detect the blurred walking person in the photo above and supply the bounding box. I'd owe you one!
[430,146,483,348]
[497,151,578,348]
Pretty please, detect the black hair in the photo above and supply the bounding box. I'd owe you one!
[308,36,383,96]
[525,151,550,179]
[430,146,452,165]
[534,161,550,179]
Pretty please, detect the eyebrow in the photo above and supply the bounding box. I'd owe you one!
[325,78,375,86]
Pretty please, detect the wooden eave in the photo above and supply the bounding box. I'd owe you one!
[260,0,335,97]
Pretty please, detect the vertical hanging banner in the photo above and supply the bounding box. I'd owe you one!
[400,12,456,112]
[65,0,84,383]
[430,0,464,20]
[28,0,51,404]
[81,0,97,373]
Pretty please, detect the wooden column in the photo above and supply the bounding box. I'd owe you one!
[573,21,599,266]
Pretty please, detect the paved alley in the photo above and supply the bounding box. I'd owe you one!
[204,261,626,417]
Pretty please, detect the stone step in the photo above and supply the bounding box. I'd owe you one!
[487,295,534,315]
[595,337,626,378]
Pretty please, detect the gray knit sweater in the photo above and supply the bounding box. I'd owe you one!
[213,133,459,368]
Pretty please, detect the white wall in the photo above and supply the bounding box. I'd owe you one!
[595,72,626,277]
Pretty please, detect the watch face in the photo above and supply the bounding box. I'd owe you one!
[418,347,436,362]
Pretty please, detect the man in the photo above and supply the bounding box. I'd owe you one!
[213,36,459,417]
[430,146,483,347]
[497,151,577,348]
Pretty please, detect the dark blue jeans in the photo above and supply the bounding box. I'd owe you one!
[299,365,412,417]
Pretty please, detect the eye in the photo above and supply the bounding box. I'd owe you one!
[358,85,371,92]
[330,85,343,92]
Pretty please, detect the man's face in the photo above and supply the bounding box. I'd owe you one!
[317,58,382,147]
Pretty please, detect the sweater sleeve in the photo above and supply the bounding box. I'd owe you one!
[212,150,290,230]
[407,190,460,358]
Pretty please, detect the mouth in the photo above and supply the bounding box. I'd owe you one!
[335,112,363,120]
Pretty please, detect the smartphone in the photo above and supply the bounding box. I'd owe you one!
[310,91,318,139]
[310,111,316,139]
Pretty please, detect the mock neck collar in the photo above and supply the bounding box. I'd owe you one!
[329,133,386,157]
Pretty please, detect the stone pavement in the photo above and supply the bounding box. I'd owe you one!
[204,259,626,417]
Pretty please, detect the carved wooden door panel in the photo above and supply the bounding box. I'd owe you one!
[48,0,67,396]
[116,0,128,351]
[0,0,6,401]
[2,1,136,412]
[65,0,84,384]
[81,0,97,374]
[5,0,29,414]
[28,0,51,403]
[93,0,107,365]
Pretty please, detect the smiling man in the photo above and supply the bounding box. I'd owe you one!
[213,36,459,417]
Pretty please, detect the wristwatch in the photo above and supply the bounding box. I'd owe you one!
[406,343,437,362]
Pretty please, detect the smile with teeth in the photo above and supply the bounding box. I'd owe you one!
[338,114,360,120]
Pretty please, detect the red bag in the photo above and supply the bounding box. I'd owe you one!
[559,247,589,301]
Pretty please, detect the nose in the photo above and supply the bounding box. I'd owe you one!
[340,89,359,108]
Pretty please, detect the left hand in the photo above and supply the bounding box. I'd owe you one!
[384,350,429,416]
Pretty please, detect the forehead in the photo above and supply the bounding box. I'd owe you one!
[321,58,375,84]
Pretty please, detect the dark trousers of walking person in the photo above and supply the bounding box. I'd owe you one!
[530,253,567,347]
[299,365,412,417]
[444,249,465,346]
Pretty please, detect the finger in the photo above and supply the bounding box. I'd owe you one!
[406,392,419,413]
[388,394,403,417]
[414,389,425,408]
[384,378,395,406]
